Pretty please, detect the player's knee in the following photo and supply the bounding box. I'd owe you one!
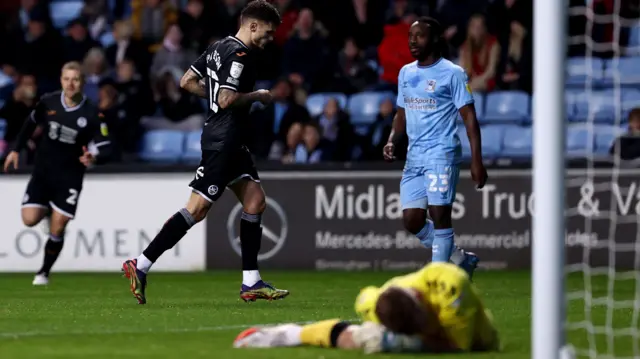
[428,206,452,229]
[21,209,44,227]
[402,210,426,234]
[188,206,209,223]
[243,195,266,215]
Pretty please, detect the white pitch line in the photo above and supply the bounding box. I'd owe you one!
[0,319,360,340]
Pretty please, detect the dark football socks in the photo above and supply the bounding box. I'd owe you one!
[141,208,196,268]
[38,235,64,276]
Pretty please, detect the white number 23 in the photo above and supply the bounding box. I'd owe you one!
[427,174,449,193]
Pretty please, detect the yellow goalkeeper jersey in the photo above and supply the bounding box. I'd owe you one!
[354,262,499,352]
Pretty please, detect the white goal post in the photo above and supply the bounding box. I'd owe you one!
[532,0,567,358]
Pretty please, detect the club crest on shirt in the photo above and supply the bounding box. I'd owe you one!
[77,117,87,128]
[426,79,437,92]
[230,61,244,79]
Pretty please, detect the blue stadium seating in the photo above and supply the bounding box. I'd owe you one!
[572,90,619,123]
[566,125,594,157]
[603,57,640,87]
[473,92,484,121]
[99,32,115,48]
[181,131,201,162]
[348,91,395,135]
[0,118,6,139]
[566,57,604,88]
[457,125,506,159]
[622,89,640,119]
[139,130,185,163]
[483,91,530,124]
[630,23,640,55]
[50,1,85,29]
[306,93,348,117]
[502,126,532,158]
[594,125,623,155]
[480,125,507,157]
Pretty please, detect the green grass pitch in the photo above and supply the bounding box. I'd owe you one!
[0,271,637,358]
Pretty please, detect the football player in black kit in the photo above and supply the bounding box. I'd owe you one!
[122,0,288,305]
[3,61,111,286]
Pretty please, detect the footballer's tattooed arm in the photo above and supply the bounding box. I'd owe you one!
[179,69,207,98]
[218,88,270,109]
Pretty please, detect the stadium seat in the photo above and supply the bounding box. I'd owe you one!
[622,89,640,119]
[630,23,640,55]
[566,57,604,88]
[566,125,595,158]
[49,1,85,29]
[483,91,530,124]
[181,130,201,163]
[99,32,115,48]
[0,118,6,139]
[502,126,532,158]
[473,92,484,121]
[139,130,185,163]
[480,125,506,158]
[603,57,640,87]
[306,93,348,117]
[572,90,618,123]
[457,125,505,159]
[348,91,395,128]
[594,125,624,155]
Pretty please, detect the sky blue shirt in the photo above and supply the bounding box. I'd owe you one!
[397,58,474,167]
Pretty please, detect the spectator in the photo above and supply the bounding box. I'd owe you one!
[363,97,395,160]
[210,0,244,40]
[282,8,329,92]
[0,73,39,162]
[273,0,299,47]
[105,20,150,72]
[115,60,151,153]
[278,121,303,163]
[97,78,125,161]
[610,109,640,160]
[81,0,110,40]
[315,97,353,161]
[141,70,204,131]
[497,20,531,92]
[14,8,63,92]
[177,0,207,52]
[334,37,378,94]
[251,78,311,159]
[83,47,112,103]
[459,14,500,92]
[150,24,197,81]
[131,0,178,53]
[437,0,489,51]
[293,122,333,163]
[377,11,415,89]
[63,18,101,63]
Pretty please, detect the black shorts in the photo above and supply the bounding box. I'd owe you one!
[22,172,84,218]
[189,146,260,202]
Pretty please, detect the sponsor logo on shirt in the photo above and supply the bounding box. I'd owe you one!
[403,97,437,111]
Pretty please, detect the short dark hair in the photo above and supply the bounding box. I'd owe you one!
[416,16,449,58]
[241,0,281,26]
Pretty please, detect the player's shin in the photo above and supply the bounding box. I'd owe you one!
[138,208,196,273]
[38,234,64,276]
[432,228,454,262]
[240,211,262,286]
[415,220,434,248]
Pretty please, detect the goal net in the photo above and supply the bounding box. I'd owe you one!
[563,1,640,358]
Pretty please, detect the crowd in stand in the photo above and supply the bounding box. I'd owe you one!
[0,0,639,164]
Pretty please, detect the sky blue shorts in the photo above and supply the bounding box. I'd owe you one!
[400,164,460,209]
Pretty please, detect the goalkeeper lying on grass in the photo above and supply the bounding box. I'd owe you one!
[233,262,501,354]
